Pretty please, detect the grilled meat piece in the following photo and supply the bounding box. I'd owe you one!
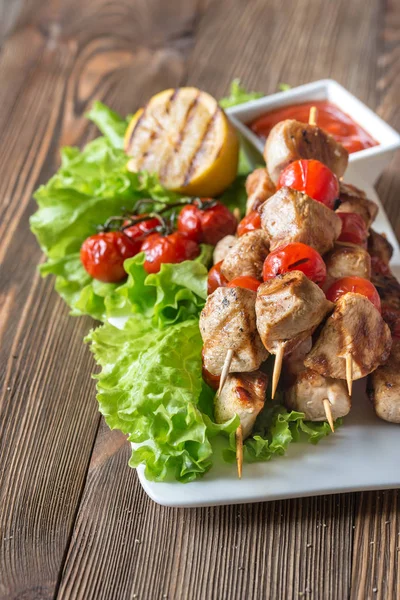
[213,234,237,265]
[264,119,348,185]
[304,292,392,380]
[336,182,378,229]
[255,271,334,355]
[323,242,371,291]
[259,187,342,254]
[285,370,351,422]
[221,230,269,281]
[200,286,268,376]
[215,370,268,437]
[245,167,276,214]
[283,336,351,421]
[368,229,394,265]
[368,338,400,424]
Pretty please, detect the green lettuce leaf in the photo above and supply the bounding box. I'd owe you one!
[219,78,263,108]
[86,101,130,149]
[87,317,237,482]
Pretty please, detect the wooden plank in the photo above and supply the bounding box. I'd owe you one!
[56,0,386,598]
[0,0,201,597]
[350,3,400,599]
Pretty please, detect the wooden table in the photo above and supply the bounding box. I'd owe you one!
[1,1,399,598]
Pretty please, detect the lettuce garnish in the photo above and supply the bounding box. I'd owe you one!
[30,88,336,483]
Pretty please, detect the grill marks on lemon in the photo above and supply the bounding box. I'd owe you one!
[124,87,239,197]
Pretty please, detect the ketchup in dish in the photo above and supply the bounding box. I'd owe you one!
[249,100,378,154]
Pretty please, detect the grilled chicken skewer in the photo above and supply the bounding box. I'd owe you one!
[200,285,268,382]
[282,338,351,430]
[304,292,392,385]
[255,271,334,398]
[264,114,349,185]
[214,370,268,477]
[366,230,400,423]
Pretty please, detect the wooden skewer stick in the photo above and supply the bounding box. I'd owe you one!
[271,343,284,399]
[236,424,243,479]
[323,399,335,432]
[233,207,241,221]
[309,106,318,126]
[217,348,234,396]
[345,353,353,396]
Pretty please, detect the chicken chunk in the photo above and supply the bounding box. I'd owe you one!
[245,167,276,214]
[255,271,334,355]
[368,338,400,424]
[264,119,348,185]
[336,182,378,229]
[368,229,394,265]
[259,187,342,255]
[284,370,351,422]
[200,286,268,376]
[215,370,268,437]
[304,292,392,380]
[213,235,237,265]
[323,242,371,291]
[221,230,269,281]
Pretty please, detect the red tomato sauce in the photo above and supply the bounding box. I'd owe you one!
[249,100,378,154]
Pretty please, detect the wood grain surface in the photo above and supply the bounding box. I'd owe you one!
[0,0,399,598]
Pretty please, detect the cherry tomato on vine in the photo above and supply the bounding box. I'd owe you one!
[177,199,237,245]
[141,231,200,274]
[123,215,160,241]
[237,211,261,237]
[227,276,261,292]
[262,242,326,285]
[337,212,368,246]
[326,276,381,312]
[80,231,142,283]
[277,159,339,209]
[207,261,228,295]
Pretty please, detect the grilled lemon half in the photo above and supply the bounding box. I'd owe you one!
[124,87,239,197]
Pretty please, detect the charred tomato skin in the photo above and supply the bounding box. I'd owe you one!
[177,199,237,245]
[141,231,200,274]
[237,211,262,237]
[80,231,142,283]
[207,261,228,295]
[262,242,326,286]
[277,159,339,209]
[326,276,381,312]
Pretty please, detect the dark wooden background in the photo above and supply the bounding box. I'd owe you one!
[0,1,399,598]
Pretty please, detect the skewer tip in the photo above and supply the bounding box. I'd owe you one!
[236,424,243,479]
[309,106,318,126]
[345,353,353,396]
[271,343,284,399]
[323,399,335,433]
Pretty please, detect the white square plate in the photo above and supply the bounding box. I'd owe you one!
[136,172,400,508]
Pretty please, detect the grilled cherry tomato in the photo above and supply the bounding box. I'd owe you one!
[237,211,261,236]
[80,231,141,283]
[207,261,228,295]
[141,231,200,274]
[123,215,160,241]
[227,276,261,292]
[262,242,326,285]
[277,159,339,209]
[337,212,368,246]
[177,199,237,245]
[326,276,381,311]
[201,350,220,390]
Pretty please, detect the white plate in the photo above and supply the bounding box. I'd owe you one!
[135,173,400,507]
